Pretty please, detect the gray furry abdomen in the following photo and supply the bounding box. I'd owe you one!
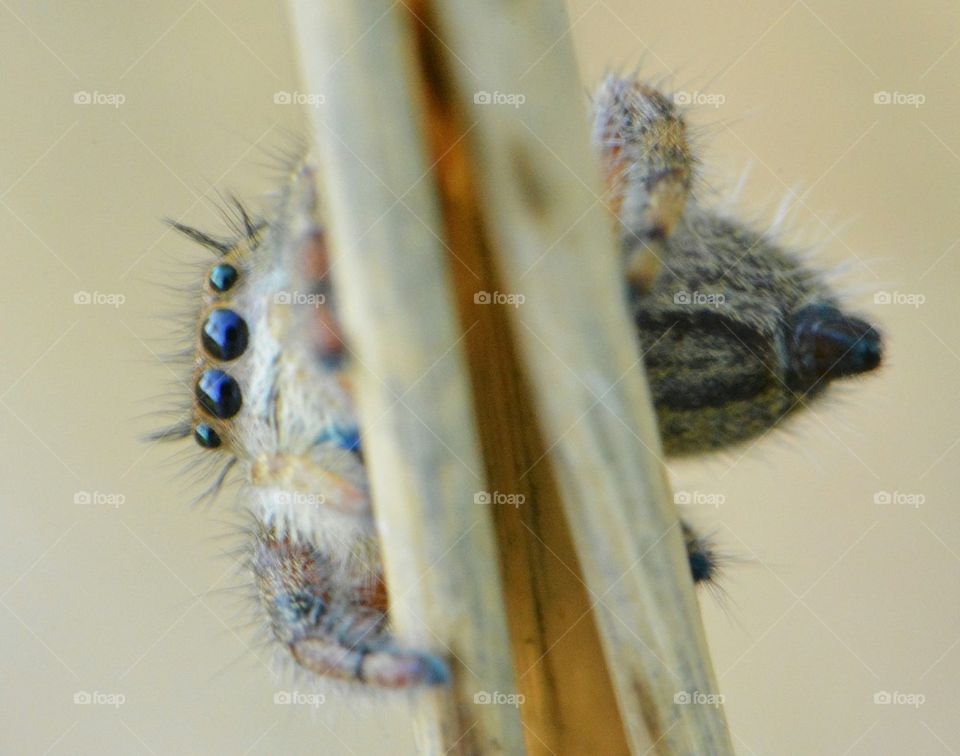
[636,208,837,455]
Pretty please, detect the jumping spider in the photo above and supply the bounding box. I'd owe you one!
[155,74,882,689]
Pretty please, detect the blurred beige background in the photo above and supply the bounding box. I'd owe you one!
[0,1,957,754]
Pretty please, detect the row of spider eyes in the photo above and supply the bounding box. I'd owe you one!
[194,262,246,450]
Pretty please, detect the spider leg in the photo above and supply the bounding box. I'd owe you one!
[592,75,693,293]
[680,519,720,585]
[250,523,449,689]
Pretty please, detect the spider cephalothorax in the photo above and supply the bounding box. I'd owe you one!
[157,74,882,689]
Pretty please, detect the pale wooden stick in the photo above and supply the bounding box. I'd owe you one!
[397,3,636,750]
[421,2,735,753]
[287,2,524,754]
[289,0,732,752]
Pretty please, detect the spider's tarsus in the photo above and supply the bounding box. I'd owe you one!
[682,521,720,586]
[290,638,449,689]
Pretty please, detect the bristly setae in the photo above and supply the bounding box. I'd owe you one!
[155,74,882,689]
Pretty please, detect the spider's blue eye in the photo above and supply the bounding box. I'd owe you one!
[196,369,242,419]
[193,422,222,449]
[201,309,249,361]
[209,263,238,292]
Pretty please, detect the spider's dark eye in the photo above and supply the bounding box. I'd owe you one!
[196,369,243,419]
[193,422,222,449]
[201,309,249,361]
[789,304,882,390]
[209,263,238,292]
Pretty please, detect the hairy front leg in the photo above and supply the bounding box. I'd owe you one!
[251,523,449,688]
